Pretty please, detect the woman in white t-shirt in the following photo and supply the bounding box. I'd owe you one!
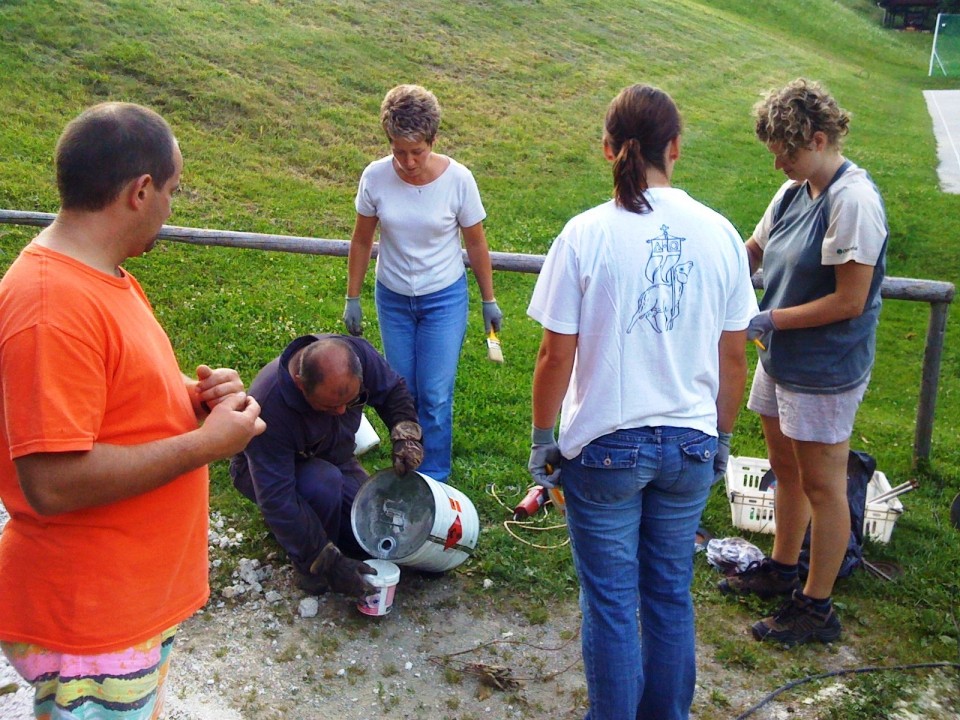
[527,84,756,720]
[344,84,502,483]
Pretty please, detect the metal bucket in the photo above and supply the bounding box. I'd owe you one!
[350,469,479,572]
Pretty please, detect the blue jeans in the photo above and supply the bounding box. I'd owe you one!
[562,426,717,720]
[375,275,468,482]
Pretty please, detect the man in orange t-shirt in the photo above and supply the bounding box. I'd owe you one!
[0,103,266,720]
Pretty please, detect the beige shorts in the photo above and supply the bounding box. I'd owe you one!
[747,361,868,444]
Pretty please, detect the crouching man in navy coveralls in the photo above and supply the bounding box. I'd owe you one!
[231,334,423,597]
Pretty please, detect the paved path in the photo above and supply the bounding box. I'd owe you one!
[923,89,960,193]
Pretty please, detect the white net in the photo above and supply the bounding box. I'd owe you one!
[930,14,960,76]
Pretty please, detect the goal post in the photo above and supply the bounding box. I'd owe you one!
[930,13,960,76]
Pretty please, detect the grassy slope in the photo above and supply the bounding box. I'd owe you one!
[0,0,957,712]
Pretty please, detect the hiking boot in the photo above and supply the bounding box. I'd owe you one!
[752,590,842,647]
[717,558,800,599]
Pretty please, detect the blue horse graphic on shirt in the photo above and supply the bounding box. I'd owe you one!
[627,225,693,334]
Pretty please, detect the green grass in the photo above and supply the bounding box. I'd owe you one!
[1,0,958,713]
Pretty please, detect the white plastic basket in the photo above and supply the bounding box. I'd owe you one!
[724,456,904,543]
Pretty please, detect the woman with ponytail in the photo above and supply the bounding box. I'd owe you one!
[526,85,757,720]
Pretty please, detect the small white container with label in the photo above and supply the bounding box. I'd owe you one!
[357,559,400,616]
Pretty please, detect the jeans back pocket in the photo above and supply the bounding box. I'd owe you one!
[580,443,639,470]
[679,433,716,464]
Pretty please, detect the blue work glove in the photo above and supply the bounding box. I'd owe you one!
[482,300,503,334]
[746,309,777,341]
[343,297,363,337]
[715,431,732,483]
[528,426,562,489]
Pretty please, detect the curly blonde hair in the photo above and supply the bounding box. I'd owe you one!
[754,78,850,155]
[380,84,441,143]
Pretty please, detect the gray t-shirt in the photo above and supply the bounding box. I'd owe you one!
[752,161,888,393]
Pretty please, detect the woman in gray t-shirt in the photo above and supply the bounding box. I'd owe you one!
[717,78,888,647]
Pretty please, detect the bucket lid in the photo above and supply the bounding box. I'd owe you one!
[351,469,438,560]
[363,559,400,586]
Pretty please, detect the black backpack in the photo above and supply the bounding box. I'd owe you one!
[797,450,875,580]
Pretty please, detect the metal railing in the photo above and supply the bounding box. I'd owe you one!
[1,209,954,464]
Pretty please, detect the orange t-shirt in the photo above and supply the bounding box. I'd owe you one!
[0,244,209,653]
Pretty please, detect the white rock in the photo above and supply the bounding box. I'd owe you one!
[298,597,319,618]
[264,591,282,604]
[237,559,261,585]
[483,578,494,589]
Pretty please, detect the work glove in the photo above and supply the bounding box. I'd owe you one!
[528,426,562,490]
[715,431,732,483]
[746,309,777,341]
[343,297,363,337]
[390,420,424,475]
[309,542,377,598]
[481,300,503,334]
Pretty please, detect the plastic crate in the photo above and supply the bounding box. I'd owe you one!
[724,456,904,543]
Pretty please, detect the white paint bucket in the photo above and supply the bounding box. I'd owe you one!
[357,559,400,616]
[351,469,480,573]
[353,413,380,456]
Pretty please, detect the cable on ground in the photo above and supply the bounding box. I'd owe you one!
[487,482,570,549]
[734,661,960,719]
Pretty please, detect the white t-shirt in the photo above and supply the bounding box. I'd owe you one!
[528,189,758,458]
[355,155,486,297]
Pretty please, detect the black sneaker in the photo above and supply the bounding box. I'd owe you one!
[717,558,800,599]
[752,590,842,646]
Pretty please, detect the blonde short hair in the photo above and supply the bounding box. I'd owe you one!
[380,84,441,143]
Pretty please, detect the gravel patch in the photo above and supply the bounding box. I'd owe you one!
[2,502,957,719]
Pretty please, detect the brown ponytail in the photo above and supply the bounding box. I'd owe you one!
[605,85,682,214]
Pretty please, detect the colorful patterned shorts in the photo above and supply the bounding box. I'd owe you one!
[1,626,177,720]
